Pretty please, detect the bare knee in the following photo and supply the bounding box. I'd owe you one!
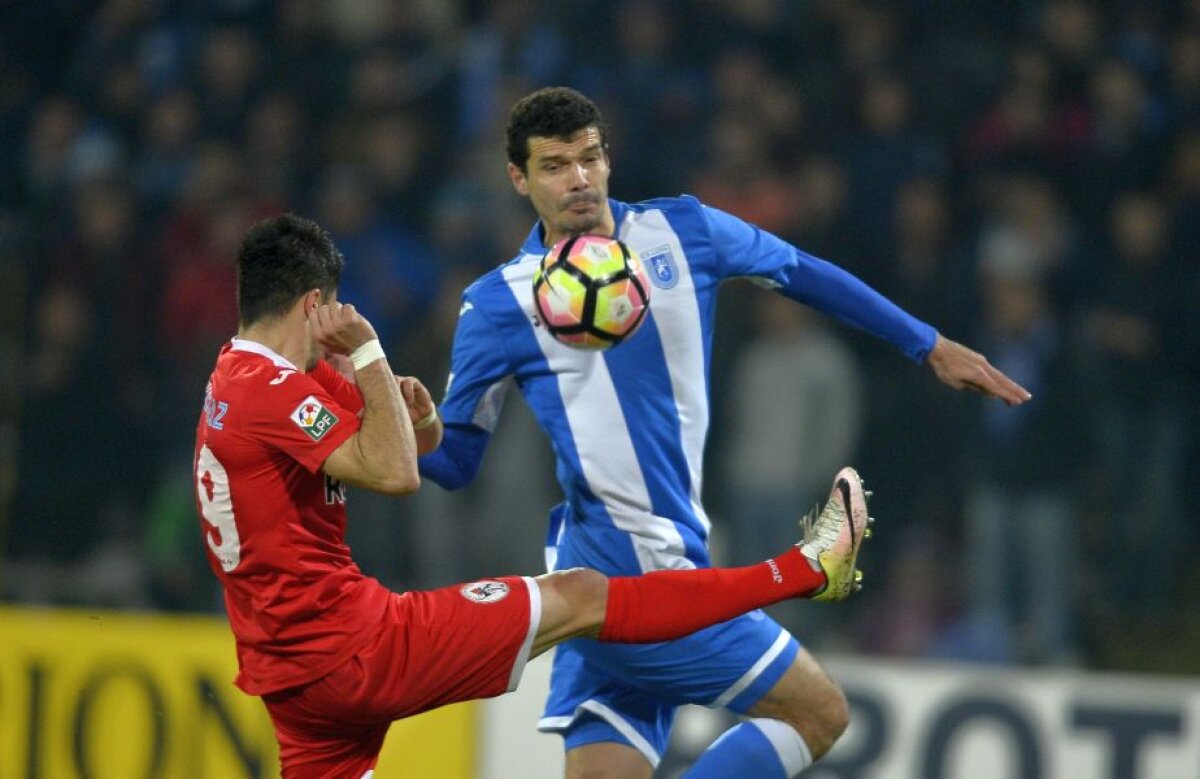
[550,567,609,629]
[531,568,609,656]
[748,652,850,759]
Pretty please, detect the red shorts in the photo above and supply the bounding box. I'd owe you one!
[262,575,540,779]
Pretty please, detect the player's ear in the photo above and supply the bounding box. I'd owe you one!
[303,288,322,314]
[508,162,529,196]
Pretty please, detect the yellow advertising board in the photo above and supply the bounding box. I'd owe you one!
[0,607,475,778]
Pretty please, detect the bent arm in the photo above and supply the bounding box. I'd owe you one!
[323,353,421,495]
[418,287,512,488]
[309,303,419,495]
[418,423,490,490]
[395,375,443,455]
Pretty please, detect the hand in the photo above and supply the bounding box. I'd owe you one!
[307,302,378,356]
[927,333,1032,406]
[324,352,357,383]
[395,376,436,425]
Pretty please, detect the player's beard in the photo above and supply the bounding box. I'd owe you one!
[559,191,604,235]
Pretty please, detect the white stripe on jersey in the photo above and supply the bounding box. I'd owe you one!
[709,627,791,709]
[503,256,689,573]
[506,576,543,692]
[619,209,712,538]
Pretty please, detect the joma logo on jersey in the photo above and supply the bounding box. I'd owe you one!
[291,396,338,441]
[460,580,510,604]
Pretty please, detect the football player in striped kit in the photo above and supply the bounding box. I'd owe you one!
[420,87,1029,778]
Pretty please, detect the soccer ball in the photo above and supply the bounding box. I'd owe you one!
[533,234,651,350]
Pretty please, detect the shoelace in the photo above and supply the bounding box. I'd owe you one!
[802,501,845,551]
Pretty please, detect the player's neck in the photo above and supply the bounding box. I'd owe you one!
[238,318,309,371]
[542,209,616,248]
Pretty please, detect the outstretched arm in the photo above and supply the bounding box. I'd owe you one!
[701,201,1032,405]
[702,201,937,362]
[926,333,1032,405]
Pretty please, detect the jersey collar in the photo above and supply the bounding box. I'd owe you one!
[519,198,628,256]
[229,337,299,370]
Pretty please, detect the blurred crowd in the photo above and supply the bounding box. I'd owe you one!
[1,0,1198,673]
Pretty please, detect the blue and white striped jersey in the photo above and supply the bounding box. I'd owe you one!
[420,195,936,577]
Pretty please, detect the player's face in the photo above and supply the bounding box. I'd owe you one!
[509,128,613,245]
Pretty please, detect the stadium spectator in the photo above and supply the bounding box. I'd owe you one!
[313,164,440,351]
[840,72,948,260]
[1080,191,1189,619]
[963,234,1086,665]
[721,298,865,569]
[2,0,1198,693]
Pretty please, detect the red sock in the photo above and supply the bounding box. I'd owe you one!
[598,547,826,644]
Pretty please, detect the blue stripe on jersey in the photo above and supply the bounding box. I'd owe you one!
[602,313,709,566]
[426,195,936,578]
[513,240,706,573]
[497,256,649,576]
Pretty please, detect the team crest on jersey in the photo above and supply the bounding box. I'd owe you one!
[460,580,510,604]
[291,395,338,441]
[641,245,678,289]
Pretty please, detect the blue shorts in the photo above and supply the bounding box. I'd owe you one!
[537,609,799,767]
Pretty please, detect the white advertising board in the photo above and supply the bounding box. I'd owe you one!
[481,654,1200,779]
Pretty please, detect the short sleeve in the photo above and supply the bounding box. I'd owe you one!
[310,359,366,414]
[437,294,513,432]
[242,373,361,473]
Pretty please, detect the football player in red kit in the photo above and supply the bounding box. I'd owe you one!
[195,214,872,778]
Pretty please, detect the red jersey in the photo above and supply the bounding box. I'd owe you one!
[194,338,388,695]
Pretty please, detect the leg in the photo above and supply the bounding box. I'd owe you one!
[540,644,673,777]
[680,471,871,778]
[264,687,388,779]
[544,610,805,779]
[536,468,870,776]
[744,649,847,759]
[684,649,844,778]
[532,466,872,656]
[966,481,1016,646]
[565,742,653,779]
[528,551,822,660]
[1023,491,1073,663]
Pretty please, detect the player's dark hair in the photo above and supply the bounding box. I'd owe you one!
[237,214,343,326]
[506,86,607,171]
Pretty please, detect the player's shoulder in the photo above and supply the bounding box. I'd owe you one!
[623,194,705,218]
[222,350,301,386]
[462,247,541,309]
[463,263,512,297]
[216,349,325,409]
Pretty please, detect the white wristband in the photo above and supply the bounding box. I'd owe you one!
[349,339,386,370]
[413,407,439,431]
